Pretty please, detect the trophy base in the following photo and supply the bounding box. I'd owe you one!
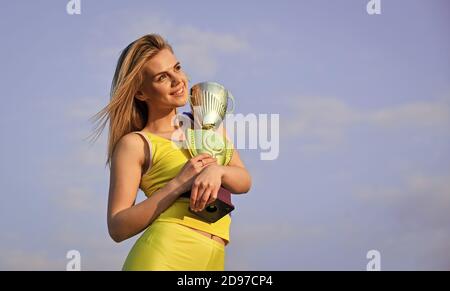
[180,187,235,223]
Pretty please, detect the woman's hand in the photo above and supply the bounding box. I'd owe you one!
[174,153,217,194]
[190,164,225,212]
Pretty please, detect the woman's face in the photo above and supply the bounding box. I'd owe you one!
[136,48,188,110]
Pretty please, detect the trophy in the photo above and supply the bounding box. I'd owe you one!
[181,81,235,223]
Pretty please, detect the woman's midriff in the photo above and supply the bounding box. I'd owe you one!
[180,224,227,246]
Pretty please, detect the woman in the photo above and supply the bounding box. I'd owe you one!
[90,34,252,270]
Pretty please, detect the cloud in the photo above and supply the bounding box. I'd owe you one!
[174,27,250,78]
[53,186,102,213]
[0,229,133,270]
[352,172,450,270]
[230,222,305,248]
[283,95,450,153]
[0,249,61,271]
[39,117,109,213]
[87,13,250,80]
[65,97,107,121]
[354,172,450,229]
[283,95,362,142]
[50,228,134,271]
[369,99,450,129]
[26,99,141,270]
[225,220,330,270]
[32,143,131,270]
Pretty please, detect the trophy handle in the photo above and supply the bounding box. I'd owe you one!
[226,90,235,114]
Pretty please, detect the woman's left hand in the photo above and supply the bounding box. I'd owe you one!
[190,164,224,212]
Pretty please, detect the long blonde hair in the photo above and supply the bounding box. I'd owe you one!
[88,34,173,168]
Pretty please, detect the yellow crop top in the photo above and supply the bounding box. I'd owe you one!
[133,131,232,243]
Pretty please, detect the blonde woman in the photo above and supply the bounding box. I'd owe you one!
[90,34,252,270]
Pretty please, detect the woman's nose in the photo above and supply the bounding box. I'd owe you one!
[171,75,182,86]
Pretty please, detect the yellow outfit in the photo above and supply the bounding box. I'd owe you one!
[122,131,231,271]
[122,221,225,271]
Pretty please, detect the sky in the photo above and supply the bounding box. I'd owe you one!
[0,0,449,270]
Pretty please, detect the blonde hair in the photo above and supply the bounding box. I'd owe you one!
[88,34,173,168]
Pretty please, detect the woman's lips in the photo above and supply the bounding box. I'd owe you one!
[171,86,185,97]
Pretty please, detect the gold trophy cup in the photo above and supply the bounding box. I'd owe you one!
[182,81,235,223]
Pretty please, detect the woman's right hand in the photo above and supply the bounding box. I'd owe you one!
[173,153,217,194]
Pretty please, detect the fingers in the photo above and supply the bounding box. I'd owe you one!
[189,156,216,175]
[189,181,200,210]
[200,157,217,166]
[192,157,217,173]
[195,186,212,211]
[195,154,218,167]
[192,153,213,162]
[190,181,208,211]
[206,187,219,205]
[194,185,218,211]
[191,182,217,212]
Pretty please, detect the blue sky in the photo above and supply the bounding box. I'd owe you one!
[0,0,449,270]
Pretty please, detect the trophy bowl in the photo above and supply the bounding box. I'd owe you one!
[189,81,234,130]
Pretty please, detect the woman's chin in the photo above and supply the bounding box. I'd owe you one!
[174,96,188,106]
[169,100,187,109]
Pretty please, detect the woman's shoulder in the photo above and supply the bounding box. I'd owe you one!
[113,132,149,168]
[116,132,147,150]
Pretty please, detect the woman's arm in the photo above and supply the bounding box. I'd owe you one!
[189,125,252,211]
[189,148,252,211]
[220,123,252,194]
[220,148,252,194]
[107,133,185,242]
[107,134,216,243]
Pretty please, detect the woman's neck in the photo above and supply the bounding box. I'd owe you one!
[144,107,179,133]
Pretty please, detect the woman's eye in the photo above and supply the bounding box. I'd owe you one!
[158,74,167,81]
[175,65,181,71]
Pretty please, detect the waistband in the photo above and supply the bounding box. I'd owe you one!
[155,199,231,242]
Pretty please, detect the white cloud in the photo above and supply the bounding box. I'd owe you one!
[0,249,61,271]
[65,97,106,121]
[354,172,450,226]
[231,222,305,248]
[55,186,102,213]
[0,230,133,270]
[283,95,450,153]
[39,125,109,213]
[369,99,450,129]
[161,24,250,79]
[225,220,329,270]
[87,13,250,80]
[283,95,362,142]
[51,229,133,271]
[352,172,450,269]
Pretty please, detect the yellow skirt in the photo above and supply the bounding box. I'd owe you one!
[122,221,225,271]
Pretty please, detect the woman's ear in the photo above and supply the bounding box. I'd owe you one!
[135,90,145,102]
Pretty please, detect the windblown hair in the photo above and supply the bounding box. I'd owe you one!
[88,34,173,168]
